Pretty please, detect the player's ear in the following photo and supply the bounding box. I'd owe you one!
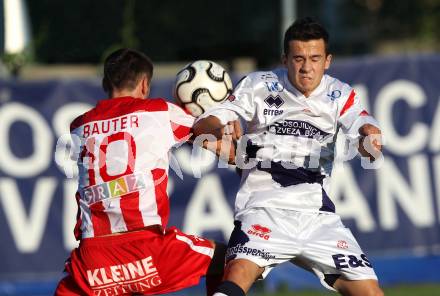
[325,54,332,70]
[281,53,287,66]
[141,75,150,98]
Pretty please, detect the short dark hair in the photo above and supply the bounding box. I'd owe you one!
[102,48,154,95]
[283,17,329,55]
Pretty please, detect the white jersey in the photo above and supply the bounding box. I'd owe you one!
[201,69,378,215]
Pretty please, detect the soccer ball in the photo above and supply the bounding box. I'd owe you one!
[174,60,233,117]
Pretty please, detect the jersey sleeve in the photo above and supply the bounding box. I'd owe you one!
[70,114,84,133]
[167,101,196,145]
[338,89,380,141]
[198,75,256,124]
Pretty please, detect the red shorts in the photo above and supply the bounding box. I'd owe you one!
[55,227,214,296]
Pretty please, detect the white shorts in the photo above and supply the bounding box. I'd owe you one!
[225,207,378,291]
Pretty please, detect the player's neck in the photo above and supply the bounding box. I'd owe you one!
[111,91,139,99]
[111,87,147,100]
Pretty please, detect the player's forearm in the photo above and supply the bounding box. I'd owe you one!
[358,123,382,161]
[202,138,236,164]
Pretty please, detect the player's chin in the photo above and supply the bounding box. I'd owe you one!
[298,80,314,89]
[298,85,314,95]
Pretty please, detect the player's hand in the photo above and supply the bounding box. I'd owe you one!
[193,115,223,138]
[219,120,241,164]
[358,124,382,161]
[201,136,237,164]
[224,120,242,141]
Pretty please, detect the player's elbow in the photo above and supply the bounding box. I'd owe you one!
[192,119,208,137]
[193,116,224,139]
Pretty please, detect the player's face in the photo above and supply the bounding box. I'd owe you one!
[283,39,331,97]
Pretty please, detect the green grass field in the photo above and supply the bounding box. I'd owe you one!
[250,284,440,296]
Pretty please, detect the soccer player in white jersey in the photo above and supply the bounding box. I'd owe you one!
[193,18,384,296]
[54,48,229,296]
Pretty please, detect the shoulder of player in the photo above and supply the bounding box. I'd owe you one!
[247,69,283,82]
[237,69,284,88]
[70,113,86,132]
[163,100,194,117]
[126,97,172,112]
[69,98,171,132]
[142,98,170,111]
[323,74,354,105]
[70,106,97,132]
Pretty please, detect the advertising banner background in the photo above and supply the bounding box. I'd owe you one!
[0,54,439,293]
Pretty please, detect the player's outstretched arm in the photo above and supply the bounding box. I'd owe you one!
[193,115,225,139]
[192,116,241,164]
[358,123,382,161]
[193,115,242,140]
[202,136,237,164]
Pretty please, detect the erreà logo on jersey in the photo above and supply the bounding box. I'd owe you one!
[247,224,271,240]
[264,95,284,108]
[268,120,330,141]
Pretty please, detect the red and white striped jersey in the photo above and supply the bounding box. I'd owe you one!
[70,96,194,239]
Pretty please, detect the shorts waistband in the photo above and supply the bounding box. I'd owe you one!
[80,225,163,247]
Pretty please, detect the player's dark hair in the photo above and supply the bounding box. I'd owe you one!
[283,17,329,55]
[102,48,154,96]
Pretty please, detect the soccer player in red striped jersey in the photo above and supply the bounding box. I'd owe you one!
[55,48,228,296]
